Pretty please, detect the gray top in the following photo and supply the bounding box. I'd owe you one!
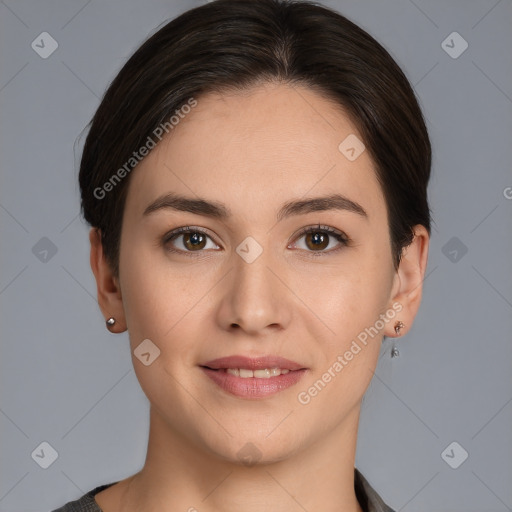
[51,468,395,512]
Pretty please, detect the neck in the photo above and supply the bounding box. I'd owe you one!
[116,405,364,512]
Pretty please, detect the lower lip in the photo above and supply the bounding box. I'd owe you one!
[201,367,307,399]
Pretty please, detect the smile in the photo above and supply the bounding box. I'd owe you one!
[224,368,290,378]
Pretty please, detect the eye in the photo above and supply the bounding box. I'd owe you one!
[162,224,350,256]
[290,224,349,254]
[163,226,220,253]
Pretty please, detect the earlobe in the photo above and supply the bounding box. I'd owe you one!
[89,228,127,333]
[386,225,429,338]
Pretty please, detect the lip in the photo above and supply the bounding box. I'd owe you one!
[202,355,305,371]
[200,355,308,399]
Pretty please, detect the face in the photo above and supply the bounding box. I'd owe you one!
[114,82,405,463]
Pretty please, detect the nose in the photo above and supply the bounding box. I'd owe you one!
[215,243,292,335]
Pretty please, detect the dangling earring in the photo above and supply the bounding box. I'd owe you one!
[106,317,116,330]
[391,321,404,358]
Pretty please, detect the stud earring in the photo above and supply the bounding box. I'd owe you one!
[106,317,116,329]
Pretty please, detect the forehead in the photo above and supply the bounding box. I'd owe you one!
[124,82,386,224]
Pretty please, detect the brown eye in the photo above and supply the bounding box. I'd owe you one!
[292,225,349,254]
[163,227,220,254]
[182,232,207,251]
[305,232,329,251]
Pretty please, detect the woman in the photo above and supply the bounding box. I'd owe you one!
[53,0,430,510]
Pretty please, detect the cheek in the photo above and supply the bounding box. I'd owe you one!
[295,255,393,410]
[298,253,391,336]
[293,264,389,418]
[118,240,184,342]
[118,246,205,398]
[118,240,223,378]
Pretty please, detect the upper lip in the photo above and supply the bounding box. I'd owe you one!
[201,355,306,371]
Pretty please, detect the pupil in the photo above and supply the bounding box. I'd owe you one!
[307,232,328,250]
[185,232,205,250]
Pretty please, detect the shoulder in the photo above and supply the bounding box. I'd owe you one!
[355,468,396,512]
[50,482,118,512]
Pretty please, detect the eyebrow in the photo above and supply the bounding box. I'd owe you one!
[143,192,368,221]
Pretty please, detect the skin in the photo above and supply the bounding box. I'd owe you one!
[90,82,429,512]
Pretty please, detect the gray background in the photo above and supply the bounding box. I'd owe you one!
[1,0,511,511]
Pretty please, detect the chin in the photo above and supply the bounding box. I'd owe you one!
[200,430,301,467]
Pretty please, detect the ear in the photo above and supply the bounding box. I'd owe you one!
[89,228,127,333]
[385,225,429,338]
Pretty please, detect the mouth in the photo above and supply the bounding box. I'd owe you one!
[200,355,308,399]
[202,355,305,371]
[205,367,292,378]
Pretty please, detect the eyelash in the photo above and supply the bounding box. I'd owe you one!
[162,224,350,257]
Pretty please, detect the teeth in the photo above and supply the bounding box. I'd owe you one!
[226,368,291,378]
